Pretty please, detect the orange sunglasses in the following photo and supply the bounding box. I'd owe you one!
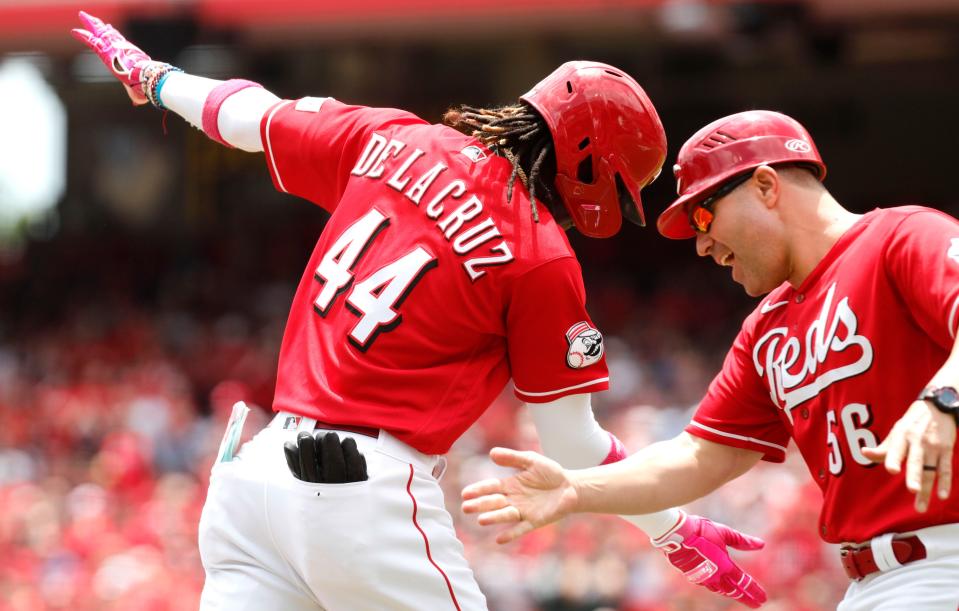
[688,171,755,234]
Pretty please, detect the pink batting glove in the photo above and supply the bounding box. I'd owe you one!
[70,10,154,105]
[652,512,767,608]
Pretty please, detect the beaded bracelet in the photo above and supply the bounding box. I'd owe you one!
[151,68,182,110]
[139,62,183,110]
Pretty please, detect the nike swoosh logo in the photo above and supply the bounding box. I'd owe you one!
[760,300,789,314]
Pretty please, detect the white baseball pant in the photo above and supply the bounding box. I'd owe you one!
[197,412,488,610]
[838,522,959,611]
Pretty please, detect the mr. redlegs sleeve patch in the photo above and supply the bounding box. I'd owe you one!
[565,321,604,369]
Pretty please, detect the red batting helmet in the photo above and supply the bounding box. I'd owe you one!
[520,61,667,238]
[657,110,827,240]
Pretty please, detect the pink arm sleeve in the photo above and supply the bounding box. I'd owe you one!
[157,71,280,152]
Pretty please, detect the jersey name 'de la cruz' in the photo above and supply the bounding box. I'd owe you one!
[258,98,609,455]
[688,207,959,543]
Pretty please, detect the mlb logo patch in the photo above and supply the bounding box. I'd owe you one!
[461,145,488,163]
[294,97,328,113]
[565,321,604,369]
[948,238,959,264]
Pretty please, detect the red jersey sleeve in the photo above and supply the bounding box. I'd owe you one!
[260,98,426,212]
[883,208,959,349]
[686,324,791,462]
[507,257,610,403]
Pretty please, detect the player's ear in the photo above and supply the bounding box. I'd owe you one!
[753,165,779,210]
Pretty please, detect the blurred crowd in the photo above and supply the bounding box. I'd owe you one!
[0,227,849,611]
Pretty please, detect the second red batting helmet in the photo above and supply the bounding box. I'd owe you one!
[521,61,667,238]
[656,110,827,240]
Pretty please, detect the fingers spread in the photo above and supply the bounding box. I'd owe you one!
[489,447,533,470]
[462,478,505,501]
[477,505,523,527]
[496,521,535,545]
[461,494,510,516]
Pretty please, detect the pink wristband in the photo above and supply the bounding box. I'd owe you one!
[600,432,627,465]
[201,79,264,147]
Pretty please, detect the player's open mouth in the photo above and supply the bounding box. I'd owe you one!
[720,252,734,267]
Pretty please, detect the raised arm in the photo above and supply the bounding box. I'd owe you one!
[71,10,279,152]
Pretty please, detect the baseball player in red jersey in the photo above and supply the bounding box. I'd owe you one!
[73,11,770,610]
[463,110,959,610]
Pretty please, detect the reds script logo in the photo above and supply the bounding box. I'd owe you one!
[752,283,873,423]
[566,322,604,369]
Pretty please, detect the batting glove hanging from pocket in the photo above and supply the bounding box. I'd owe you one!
[284,432,369,484]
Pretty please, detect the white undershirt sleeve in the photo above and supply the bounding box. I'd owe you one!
[155,72,218,131]
[528,394,610,469]
[527,394,681,539]
[156,72,280,153]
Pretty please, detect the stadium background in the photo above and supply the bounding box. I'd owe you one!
[1,1,958,609]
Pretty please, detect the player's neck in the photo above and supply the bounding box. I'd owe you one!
[786,193,861,287]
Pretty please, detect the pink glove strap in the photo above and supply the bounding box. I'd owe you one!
[202,79,264,148]
[600,432,627,465]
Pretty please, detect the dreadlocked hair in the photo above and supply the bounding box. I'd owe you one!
[443,103,557,223]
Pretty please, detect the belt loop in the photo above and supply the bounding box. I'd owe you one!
[845,546,863,580]
[432,456,448,481]
[871,533,902,572]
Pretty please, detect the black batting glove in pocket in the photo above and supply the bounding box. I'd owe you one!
[284,431,369,483]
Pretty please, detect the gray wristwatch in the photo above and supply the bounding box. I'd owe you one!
[919,386,959,424]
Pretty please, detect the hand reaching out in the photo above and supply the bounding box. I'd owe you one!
[462,447,768,607]
[71,10,161,106]
[461,447,578,544]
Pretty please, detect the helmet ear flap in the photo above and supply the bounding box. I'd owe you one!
[554,157,623,238]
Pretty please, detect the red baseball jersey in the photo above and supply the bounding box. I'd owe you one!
[688,207,959,543]
[258,97,609,455]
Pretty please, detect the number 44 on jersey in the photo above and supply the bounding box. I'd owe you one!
[313,208,438,351]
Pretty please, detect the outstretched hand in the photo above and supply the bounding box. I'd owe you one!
[71,10,154,105]
[461,447,578,544]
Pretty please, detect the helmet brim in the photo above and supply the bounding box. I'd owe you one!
[656,192,699,240]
